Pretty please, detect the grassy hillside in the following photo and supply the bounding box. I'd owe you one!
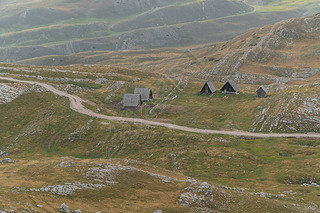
[1,16,320,208]
[2,61,319,134]
[257,0,320,13]
[0,80,319,212]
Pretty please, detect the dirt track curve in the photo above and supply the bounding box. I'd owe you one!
[2,77,320,139]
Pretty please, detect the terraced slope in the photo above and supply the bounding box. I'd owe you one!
[0,0,318,63]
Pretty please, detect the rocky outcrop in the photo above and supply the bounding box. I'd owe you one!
[59,203,70,213]
[265,13,320,49]
[0,158,15,164]
[0,150,6,157]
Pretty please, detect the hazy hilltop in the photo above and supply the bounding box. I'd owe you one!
[21,12,320,77]
[0,0,319,63]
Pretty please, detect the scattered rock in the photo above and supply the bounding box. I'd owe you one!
[72,210,82,213]
[95,78,107,84]
[59,203,70,213]
[154,210,162,213]
[0,150,6,157]
[67,119,93,142]
[254,191,285,198]
[0,84,25,104]
[0,158,15,164]
[251,92,320,132]
[30,181,107,195]
[104,80,125,101]
[0,83,45,105]
[303,183,320,187]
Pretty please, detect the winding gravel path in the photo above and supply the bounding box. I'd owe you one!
[2,77,320,139]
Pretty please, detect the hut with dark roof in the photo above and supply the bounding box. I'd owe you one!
[134,88,153,102]
[256,85,267,98]
[123,94,142,107]
[200,80,216,95]
[220,79,240,93]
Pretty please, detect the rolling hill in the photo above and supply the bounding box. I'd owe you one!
[0,0,319,63]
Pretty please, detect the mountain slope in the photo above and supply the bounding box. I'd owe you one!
[21,12,320,74]
[0,2,320,212]
[17,13,320,133]
[0,73,319,212]
[109,0,253,32]
[0,0,317,63]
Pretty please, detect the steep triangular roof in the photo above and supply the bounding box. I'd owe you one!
[226,79,240,92]
[123,94,141,107]
[206,80,216,93]
[257,85,267,93]
[134,88,152,101]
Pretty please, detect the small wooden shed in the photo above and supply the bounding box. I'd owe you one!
[200,80,216,95]
[256,85,267,98]
[123,94,142,107]
[134,88,153,102]
[220,79,240,93]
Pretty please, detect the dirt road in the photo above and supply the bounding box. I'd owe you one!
[2,76,320,139]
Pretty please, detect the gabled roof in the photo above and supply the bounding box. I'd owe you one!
[134,88,152,101]
[225,79,240,92]
[123,94,141,107]
[206,80,216,93]
[257,85,267,93]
